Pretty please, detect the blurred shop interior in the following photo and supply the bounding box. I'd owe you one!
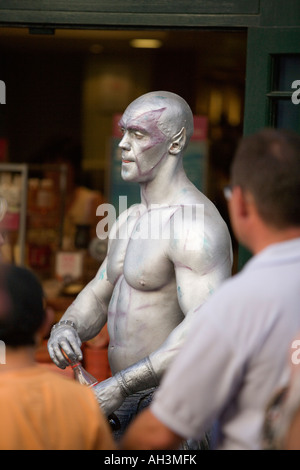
[0,27,246,378]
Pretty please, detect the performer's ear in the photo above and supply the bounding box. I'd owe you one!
[169,127,186,155]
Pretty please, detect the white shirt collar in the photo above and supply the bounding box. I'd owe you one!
[244,237,300,272]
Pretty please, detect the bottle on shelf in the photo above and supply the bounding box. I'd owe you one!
[67,356,120,431]
[36,178,56,215]
[27,178,39,213]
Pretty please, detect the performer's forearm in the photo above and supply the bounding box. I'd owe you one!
[115,357,160,396]
[149,311,197,378]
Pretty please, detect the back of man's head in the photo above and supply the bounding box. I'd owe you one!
[0,264,45,347]
[231,128,300,229]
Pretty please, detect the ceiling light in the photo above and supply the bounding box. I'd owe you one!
[130,39,162,49]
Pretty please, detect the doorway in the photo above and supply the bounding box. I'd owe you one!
[0,27,247,268]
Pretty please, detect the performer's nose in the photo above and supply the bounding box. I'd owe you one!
[119,134,131,151]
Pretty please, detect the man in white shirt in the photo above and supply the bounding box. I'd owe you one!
[120,128,300,450]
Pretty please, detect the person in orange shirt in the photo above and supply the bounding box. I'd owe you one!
[0,263,116,450]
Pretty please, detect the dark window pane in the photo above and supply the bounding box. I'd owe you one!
[277,55,300,91]
[275,98,300,132]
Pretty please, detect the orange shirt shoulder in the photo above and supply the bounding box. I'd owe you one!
[0,365,116,450]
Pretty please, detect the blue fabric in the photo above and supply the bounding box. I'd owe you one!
[113,388,156,441]
[112,387,209,449]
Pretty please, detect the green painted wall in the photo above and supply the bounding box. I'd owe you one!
[0,0,298,29]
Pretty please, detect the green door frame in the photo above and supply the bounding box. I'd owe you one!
[238,27,300,269]
[244,27,300,135]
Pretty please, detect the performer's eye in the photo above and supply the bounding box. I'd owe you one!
[134,131,144,139]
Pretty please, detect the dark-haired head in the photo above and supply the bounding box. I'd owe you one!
[231,128,300,229]
[0,265,46,347]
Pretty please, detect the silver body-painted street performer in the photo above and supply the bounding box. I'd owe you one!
[48,91,233,440]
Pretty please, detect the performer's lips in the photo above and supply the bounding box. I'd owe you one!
[122,159,134,163]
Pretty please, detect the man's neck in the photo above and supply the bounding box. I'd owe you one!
[0,346,36,373]
[249,225,300,255]
[140,161,188,207]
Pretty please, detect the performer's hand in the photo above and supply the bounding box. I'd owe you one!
[93,376,125,416]
[47,324,82,369]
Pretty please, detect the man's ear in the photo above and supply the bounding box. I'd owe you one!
[233,186,250,218]
[36,304,55,344]
[169,127,186,155]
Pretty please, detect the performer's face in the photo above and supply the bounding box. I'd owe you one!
[118,102,171,183]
